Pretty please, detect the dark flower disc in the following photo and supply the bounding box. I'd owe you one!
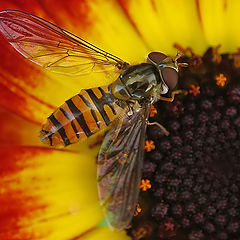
[127,47,240,240]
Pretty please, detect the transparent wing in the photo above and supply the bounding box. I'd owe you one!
[97,103,150,231]
[0,10,129,75]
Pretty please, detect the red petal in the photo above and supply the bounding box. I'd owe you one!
[0,146,52,240]
[0,0,92,31]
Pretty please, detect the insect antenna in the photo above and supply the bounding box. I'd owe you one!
[174,52,189,68]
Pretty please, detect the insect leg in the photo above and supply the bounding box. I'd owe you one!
[146,121,170,136]
[159,89,188,102]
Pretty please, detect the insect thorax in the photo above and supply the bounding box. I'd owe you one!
[111,63,168,102]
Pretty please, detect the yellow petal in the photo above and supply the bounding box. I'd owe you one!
[111,0,208,55]
[79,227,131,240]
[199,0,240,53]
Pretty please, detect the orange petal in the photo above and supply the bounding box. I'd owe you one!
[0,106,40,146]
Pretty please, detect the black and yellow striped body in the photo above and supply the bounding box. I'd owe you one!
[40,85,125,147]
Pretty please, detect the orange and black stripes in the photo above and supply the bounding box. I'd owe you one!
[48,113,71,146]
[60,107,79,139]
[86,87,117,126]
[65,98,92,137]
[40,85,125,147]
[79,94,100,128]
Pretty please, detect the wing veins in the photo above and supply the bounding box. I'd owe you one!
[8,13,126,65]
[0,10,129,75]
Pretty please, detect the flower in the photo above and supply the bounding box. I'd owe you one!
[1,1,240,240]
[130,48,240,240]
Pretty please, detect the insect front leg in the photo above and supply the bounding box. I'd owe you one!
[126,100,141,117]
[159,89,188,102]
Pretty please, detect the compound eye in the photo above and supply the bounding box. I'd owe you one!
[148,52,167,65]
[162,68,178,90]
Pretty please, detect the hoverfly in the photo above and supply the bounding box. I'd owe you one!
[0,10,187,231]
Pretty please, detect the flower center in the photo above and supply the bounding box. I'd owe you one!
[127,47,240,240]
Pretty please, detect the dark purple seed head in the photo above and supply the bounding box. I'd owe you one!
[198,195,207,205]
[171,204,182,216]
[228,86,240,103]
[198,112,209,123]
[143,161,157,175]
[214,215,226,226]
[160,140,171,152]
[204,222,215,233]
[186,102,196,111]
[161,162,175,173]
[220,119,230,129]
[170,151,182,161]
[227,222,239,233]
[209,124,218,133]
[183,178,193,188]
[171,135,183,146]
[211,111,222,121]
[153,188,165,198]
[180,191,191,200]
[182,218,190,228]
[226,106,237,117]
[200,99,212,110]
[182,114,194,126]
[168,178,181,187]
[150,151,163,161]
[169,121,181,131]
[217,232,228,240]
[216,199,227,210]
[184,130,194,140]
[194,213,204,224]
[188,230,204,240]
[209,191,218,201]
[155,174,167,183]
[166,191,177,201]
[230,183,239,193]
[228,207,238,217]
[216,96,225,107]
[152,203,169,218]
[226,129,237,140]
[234,116,240,127]
[206,206,216,216]
[175,167,187,176]
[185,202,196,213]
[168,100,185,117]
[206,136,215,145]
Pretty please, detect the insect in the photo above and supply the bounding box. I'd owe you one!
[0,10,187,231]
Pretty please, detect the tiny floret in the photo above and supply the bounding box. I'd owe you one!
[215,73,227,87]
[144,140,155,152]
[140,179,151,191]
[189,84,200,96]
[150,104,157,117]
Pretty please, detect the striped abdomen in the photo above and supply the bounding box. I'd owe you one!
[40,85,125,147]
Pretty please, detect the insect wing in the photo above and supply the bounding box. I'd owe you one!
[97,104,150,230]
[0,10,128,75]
